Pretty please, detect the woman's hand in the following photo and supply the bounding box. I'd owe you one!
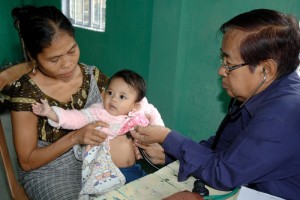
[130,125,171,144]
[133,142,166,165]
[71,121,108,145]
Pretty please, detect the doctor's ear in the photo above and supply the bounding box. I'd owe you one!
[259,59,277,81]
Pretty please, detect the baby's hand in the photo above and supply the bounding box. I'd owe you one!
[32,99,51,117]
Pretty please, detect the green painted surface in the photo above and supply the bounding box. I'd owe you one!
[76,0,153,80]
[2,0,300,141]
[2,1,300,199]
[147,0,300,141]
[0,0,24,67]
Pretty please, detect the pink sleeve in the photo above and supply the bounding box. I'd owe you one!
[139,97,165,126]
[49,103,104,129]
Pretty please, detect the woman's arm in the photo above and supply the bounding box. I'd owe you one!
[12,110,108,171]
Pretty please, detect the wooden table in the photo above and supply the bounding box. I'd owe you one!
[95,161,239,200]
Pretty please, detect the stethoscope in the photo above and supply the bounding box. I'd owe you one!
[140,69,267,167]
[211,69,267,150]
[140,70,268,198]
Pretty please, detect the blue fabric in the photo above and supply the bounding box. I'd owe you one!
[119,163,146,183]
[163,71,300,200]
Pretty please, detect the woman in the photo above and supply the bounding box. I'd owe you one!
[31,69,164,196]
[6,5,143,200]
[131,9,300,199]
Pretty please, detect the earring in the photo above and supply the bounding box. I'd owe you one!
[31,61,37,75]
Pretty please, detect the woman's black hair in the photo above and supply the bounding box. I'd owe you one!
[12,5,75,59]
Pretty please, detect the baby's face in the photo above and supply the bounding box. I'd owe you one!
[103,77,138,116]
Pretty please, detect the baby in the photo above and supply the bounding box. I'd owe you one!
[32,69,164,197]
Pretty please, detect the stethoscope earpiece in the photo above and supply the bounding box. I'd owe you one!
[263,68,267,81]
[213,66,268,150]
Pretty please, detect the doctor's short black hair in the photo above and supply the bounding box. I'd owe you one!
[220,9,300,79]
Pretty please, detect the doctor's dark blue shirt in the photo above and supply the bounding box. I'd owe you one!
[163,71,300,200]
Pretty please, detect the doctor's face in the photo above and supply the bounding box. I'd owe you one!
[218,29,264,102]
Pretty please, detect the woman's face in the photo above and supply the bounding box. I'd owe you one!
[218,29,265,102]
[36,32,80,82]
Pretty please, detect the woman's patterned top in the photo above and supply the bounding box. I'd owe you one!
[6,63,109,142]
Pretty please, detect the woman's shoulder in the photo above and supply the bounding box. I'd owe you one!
[79,63,96,74]
[79,63,107,78]
[79,63,101,74]
[6,75,40,111]
[79,63,109,92]
[9,75,33,96]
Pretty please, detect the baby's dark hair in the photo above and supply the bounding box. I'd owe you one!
[107,69,146,102]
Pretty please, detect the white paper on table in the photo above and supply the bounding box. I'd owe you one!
[236,186,285,200]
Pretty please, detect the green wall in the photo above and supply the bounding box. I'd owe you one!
[148,0,300,141]
[0,0,24,67]
[77,0,153,80]
[1,1,300,199]
[0,0,59,68]
[2,0,300,142]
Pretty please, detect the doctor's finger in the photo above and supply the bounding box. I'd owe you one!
[130,129,147,142]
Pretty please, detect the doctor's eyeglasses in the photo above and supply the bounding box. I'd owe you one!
[220,57,248,72]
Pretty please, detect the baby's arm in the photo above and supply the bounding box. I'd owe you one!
[49,103,105,130]
[140,98,164,126]
[32,99,59,122]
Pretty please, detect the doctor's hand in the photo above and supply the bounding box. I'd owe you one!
[130,125,171,144]
[134,142,166,165]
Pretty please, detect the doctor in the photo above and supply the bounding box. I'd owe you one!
[131,9,300,200]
